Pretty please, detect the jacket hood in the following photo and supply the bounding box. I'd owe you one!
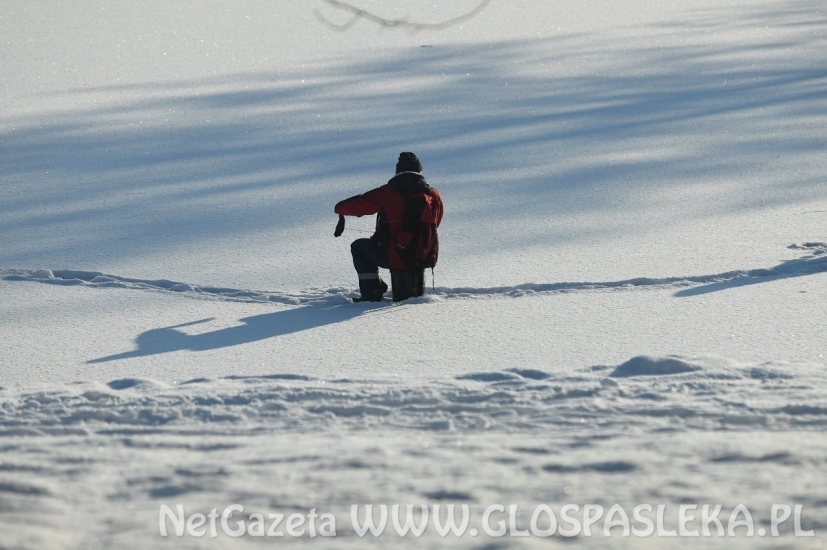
[388,171,430,195]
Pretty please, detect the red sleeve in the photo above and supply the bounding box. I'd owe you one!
[334,186,392,217]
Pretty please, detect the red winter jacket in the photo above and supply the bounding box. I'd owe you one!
[334,172,443,270]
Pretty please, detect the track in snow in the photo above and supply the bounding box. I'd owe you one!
[3,243,825,304]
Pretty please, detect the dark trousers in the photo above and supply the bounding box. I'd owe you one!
[351,238,389,296]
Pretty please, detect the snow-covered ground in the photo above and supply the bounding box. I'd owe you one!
[2,0,826,548]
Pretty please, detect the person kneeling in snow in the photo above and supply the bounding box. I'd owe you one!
[334,152,444,302]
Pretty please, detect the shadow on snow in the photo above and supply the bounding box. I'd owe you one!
[1,1,825,268]
[87,304,375,364]
[20,246,815,363]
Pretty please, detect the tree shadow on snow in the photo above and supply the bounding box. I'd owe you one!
[2,2,826,270]
[87,304,375,363]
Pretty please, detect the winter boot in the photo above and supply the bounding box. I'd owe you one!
[354,278,388,302]
[390,270,424,302]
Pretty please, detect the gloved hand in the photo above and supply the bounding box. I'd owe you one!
[334,215,345,237]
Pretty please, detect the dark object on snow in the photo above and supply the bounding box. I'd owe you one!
[351,280,388,302]
[350,238,390,298]
[391,270,424,302]
[334,152,443,302]
[334,214,345,237]
[334,171,442,271]
[396,151,422,174]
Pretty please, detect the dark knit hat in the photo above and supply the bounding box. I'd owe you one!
[396,152,423,174]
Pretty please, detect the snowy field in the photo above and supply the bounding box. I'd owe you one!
[1,0,826,548]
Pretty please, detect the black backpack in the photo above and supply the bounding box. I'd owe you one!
[395,191,439,270]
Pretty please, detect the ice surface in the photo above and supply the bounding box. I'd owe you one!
[2,0,827,547]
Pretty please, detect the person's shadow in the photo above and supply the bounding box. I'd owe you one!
[88,304,375,363]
